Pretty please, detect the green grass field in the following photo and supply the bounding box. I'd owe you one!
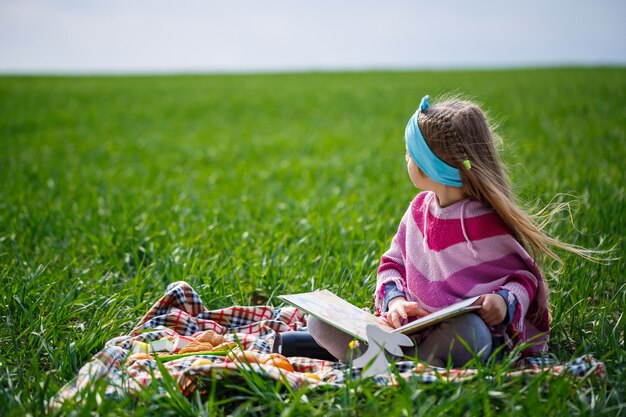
[1,68,625,416]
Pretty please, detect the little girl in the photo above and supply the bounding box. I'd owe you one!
[308,95,588,367]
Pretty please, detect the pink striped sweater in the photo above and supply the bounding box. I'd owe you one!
[374,191,550,353]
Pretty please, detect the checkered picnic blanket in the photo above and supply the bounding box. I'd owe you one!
[52,281,605,408]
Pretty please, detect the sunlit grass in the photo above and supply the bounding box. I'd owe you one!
[1,68,624,416]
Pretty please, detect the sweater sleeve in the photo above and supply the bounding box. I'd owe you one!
[494,264,546,350]
[374,208,410,314]
[381,282,407,313]
[494,289,518,326]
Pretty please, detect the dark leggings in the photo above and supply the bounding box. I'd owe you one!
[307,313,492,367]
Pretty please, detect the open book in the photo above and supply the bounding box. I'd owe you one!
[279,290,481,343]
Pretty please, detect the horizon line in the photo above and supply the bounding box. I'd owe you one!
[1,62,625,77]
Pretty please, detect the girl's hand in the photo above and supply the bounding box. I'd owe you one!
[473,294,507,326]
[386,297,429,329]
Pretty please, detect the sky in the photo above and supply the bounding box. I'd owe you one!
[0,0,625,73]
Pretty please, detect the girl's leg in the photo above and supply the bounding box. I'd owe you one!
[307,316,360,363]
[410,313,492,368]
[309,313,491,366]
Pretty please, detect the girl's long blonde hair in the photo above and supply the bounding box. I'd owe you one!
[417,96,597,268]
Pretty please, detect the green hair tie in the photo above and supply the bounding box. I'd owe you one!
[463,160,472,170]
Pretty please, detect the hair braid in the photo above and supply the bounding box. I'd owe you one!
[420,109,468,170]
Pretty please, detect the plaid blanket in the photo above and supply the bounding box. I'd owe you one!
[52,281,605,408]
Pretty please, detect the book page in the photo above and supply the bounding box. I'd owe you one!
[279,290,393,341]
[393,295,481,335]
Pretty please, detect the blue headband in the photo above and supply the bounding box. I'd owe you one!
[405,95,463,187]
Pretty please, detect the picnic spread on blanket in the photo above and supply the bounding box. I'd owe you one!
[52,281,606,407]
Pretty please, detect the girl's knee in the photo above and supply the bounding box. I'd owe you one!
[449,313,492,362]
[449,313,491,341]
[307,316,334,340]
[421,313,492,367]
[306,316,354,363]
[307,316,322,335]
